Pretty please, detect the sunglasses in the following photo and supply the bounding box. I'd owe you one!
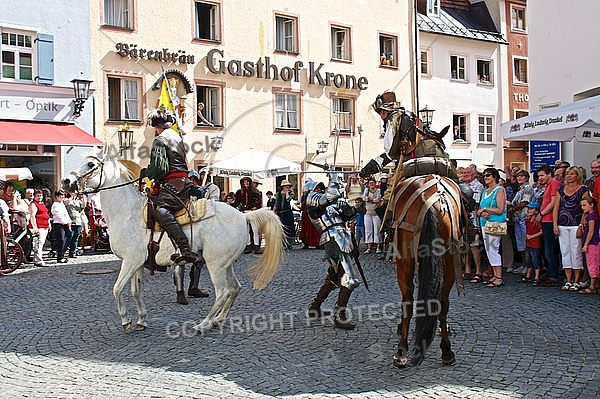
[484,173,493,177]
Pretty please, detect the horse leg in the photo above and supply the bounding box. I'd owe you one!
[393,256,415,368]
[130,266,148,330]
[439,254,457,365]
[213,268,241,324]
[112,261,138,331]
[193,259,240,333]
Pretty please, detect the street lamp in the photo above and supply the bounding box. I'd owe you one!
[419,106,435,127]
[118,123,134,153]
[316,141,329,155]
[71,78,93,117]
[211,136,224,150]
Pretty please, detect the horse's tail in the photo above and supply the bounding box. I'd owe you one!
[413,208,443,363]
[245,208,286,290]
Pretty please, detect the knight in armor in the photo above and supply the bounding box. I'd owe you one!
[145,107,200,304]
[305,178,364,330]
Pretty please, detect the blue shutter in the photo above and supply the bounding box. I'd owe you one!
[36,33,54,85]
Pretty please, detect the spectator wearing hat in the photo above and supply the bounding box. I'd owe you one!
[273,180,295,249]
[523,201,543,286]
[252,178,263,208]
[233,177,262,253]
[362,177,382,254]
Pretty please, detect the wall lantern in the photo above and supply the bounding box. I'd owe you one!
[419,106,435,127]
[71,78,93,117]
[211,136,224,150]
[316,141,329,155]
[118,123,134,153]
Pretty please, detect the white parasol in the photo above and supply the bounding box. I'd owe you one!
[0,167,34,181]
[211,148,302,179]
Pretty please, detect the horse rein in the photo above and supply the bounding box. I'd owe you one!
[72,156,140,194]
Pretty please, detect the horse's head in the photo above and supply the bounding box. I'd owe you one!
[69,153,106,193]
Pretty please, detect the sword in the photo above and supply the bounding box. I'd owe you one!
[351,234,370,292]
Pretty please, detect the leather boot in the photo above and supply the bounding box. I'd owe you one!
[174,264,188,305]
[334,287,355,330]
[243,245,252,254]
[308,278,336,319]
[155,208,199,264]
[188,260,209,298]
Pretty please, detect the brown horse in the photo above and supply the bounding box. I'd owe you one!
[385,117,465,367]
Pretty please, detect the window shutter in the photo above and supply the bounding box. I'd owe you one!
[36,33,54,85]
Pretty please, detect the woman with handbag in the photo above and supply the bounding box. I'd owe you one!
[477,168,507,287]
[553,166,589,291]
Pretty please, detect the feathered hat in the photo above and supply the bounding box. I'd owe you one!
[147,106,177,129]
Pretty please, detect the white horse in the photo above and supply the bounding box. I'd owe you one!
[70,152,286,333]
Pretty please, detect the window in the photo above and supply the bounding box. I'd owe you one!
[275,15,297,53]
[477,59,492,84]
[478,116,494,143]
[450,55,466,80]
[379,34,397,67]
[332,97,354,133]
[511,6,526,31]
[104,0,132,29]
[107,77,140,121]
[427,0,440,16]
[1,30,33,81]
[275,92,299,130]
[420,49,431,76]
[197,85,222,126]
[452,114,468,142]
[195,1,220,41]
[331,26,351,61]
[515,110,529,119]
[514,58,528,84]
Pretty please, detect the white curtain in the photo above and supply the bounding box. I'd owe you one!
[123,79,138,120]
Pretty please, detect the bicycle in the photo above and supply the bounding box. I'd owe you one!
[0,219,24,275]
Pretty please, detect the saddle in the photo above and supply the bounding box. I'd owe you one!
[390,175,463,253]
[143,197,215,232]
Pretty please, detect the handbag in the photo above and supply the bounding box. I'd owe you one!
[484,221,507,236]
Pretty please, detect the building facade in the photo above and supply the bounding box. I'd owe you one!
[0,1,100,191]
[500,0,529,170]
[417,0,507,170]
[91,0,415,196]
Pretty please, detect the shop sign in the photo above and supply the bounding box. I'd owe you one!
[115,43,369,90]
[0,92,74,122]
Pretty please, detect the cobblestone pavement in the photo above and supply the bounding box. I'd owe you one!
[1,245,599,399]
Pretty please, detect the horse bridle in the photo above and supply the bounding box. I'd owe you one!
[72,157,140,194]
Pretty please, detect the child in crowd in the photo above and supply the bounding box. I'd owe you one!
[353,197,366,249]
[579,196,600,294]
[523,202,543,286]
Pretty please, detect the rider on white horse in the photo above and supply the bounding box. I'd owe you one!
[306,176,363,330]
[144,107,199,304]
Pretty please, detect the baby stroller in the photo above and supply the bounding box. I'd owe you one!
[86,206,111,252]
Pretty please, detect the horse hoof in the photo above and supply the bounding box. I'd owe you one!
[393,356,409,368]
[135,324,146,331]
[442,353,456,366]
[123,322,132,332]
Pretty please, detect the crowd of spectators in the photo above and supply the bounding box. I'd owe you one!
[0,181,91,267]
[458,156,600,292]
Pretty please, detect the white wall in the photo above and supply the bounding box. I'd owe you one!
[420,32,503,167]
[528,0,600,170]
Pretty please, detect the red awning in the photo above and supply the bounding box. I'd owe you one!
[0,121,103,146]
